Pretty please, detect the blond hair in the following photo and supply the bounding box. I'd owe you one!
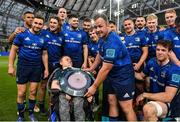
[165,9,176,14]
[146,14,158,21]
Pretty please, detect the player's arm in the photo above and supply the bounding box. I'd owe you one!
[135,71,146,81]
[134,46,148,71]
[82,44,88,68]
[42,50,49,78]
[169,51,180,66]
[8,45,18,76]
[85,62,113,97]
[8,27,25,43]
[142,86,178,103]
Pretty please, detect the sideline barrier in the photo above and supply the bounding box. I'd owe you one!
[0,52,9,56]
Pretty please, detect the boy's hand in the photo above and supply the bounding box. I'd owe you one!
[87,96,93,103]
[65,94,71,101]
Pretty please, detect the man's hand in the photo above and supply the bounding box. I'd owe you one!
[14,27,25,35]
[133,63,141,71]
[8,66,16,77]
[43,69,49,79]
[84,84,97,97]
[81,62,87,69]
[136,93,145,105]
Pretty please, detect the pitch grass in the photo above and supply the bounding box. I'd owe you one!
[0,56,47,121]
[0,56,102,121]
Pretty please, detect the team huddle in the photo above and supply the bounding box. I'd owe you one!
[7,7,180,121]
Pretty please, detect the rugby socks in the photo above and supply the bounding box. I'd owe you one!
[28,99,36,115]
[109,116,119,121]
[17,103,25,118]
[38,100,45,113]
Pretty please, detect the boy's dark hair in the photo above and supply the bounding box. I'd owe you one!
[83,18,91,22]
[156,40,173,51]
[94,13,108,23]
[109,20,116,25]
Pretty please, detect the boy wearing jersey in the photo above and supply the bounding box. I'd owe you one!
[8,16,48,121]
[135,40,180,121]
[85,14,137,121]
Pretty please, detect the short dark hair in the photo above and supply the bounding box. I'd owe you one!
[23,11,34,16]
[83,18,91,22]
[123,17,134,23]
[175,16,180,25]
[156,40,173,51]
[94,13,108,23]
[68,14,78,19]
[34,15,45,22]
[109,20,116,25]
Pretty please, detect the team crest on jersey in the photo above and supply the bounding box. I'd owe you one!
[58,37,62,41]
[32,43,37,46]
[64,33,68,36]
[135,37,140,42]
[160,71,166,78]
[70,38,74,40]
[146,37,149,41]
[46,34,50,38]
[25,37,30,41]
[172,74,180,83]
[154,35,158,40]
[106,49,115,58]
[40,39,44,43]
[52,39,56,43]
[173,37,179,41]
[77,34,82,38]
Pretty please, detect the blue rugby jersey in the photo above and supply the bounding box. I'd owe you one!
[41,29,64,64]
[146,30,164,60]
[62,28,88,63]
[124,32,148,63]
[88,38,103,57]
[13,29,47,67]
[143,58,180,93]
[99,31,132,66]
[164,29,180,60]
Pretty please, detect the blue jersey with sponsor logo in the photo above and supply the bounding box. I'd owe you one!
[124,32,148,63]
[13,29,47,67]
[143,58,180,93]
[88,38,103,57]
[63,28,88,63]
[41,29,64,64]
[99,32,132,84]
[146,30,164,60]
[164,29,180,60]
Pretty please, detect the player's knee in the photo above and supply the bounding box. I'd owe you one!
[29,89,37,97]
[108,96,117,106]
[143,103,156,118]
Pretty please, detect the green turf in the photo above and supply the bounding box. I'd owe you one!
[0,56,48,121]
[0,56,102,121]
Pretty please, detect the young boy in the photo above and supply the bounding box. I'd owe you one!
[51,56,92,121]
